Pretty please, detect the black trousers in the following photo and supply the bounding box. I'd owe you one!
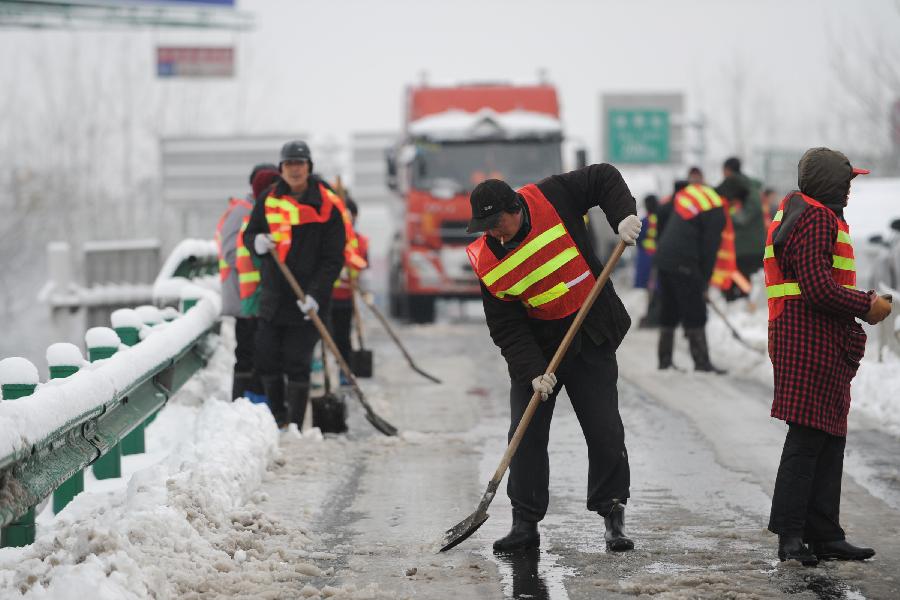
[254,318,320,383]
[330,301,354,365]
[768,422,846,542]
[507,337,630,521]
[723,254,763,302]
[234,317,262,394]
[658,268,707,329]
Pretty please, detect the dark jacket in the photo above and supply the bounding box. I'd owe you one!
[243,175,346,325]
[654,193,726,283]
[479,164,636,385]
[718,172,765,259]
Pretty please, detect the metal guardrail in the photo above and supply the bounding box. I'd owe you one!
[0,240,222,541]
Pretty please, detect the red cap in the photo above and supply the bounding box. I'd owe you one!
[852,167,871,176]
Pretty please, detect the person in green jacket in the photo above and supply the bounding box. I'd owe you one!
[716,156,765,301]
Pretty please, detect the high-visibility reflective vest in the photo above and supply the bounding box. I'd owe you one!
[215,197,252,281]
[674,184,736,290]
[642,213,657,255]
[235,215,260,300]
[264,183,336,262]
[333,233,369,300]
[763,192,856,321]
[466,184,594,321]
[328,189,368,271]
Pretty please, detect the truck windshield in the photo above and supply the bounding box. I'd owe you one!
[411,140,562,193]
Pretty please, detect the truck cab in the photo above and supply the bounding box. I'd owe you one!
[387,83,563,322]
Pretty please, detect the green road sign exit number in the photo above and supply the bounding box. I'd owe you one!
[608,108,670,163]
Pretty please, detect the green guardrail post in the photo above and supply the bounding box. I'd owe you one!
[85,327,122,480]
[179,285,203,313]
[47,343,86,514]
[0,357,39,547]
[112,309,146,455]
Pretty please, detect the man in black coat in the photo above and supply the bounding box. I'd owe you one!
[654,181,727,373]
[243,141,346,428]
[465,165,639,553]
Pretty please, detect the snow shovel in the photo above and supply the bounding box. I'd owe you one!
[312,343,348,434]
[439,240,627,552]
[349,283,374,378]
[356,289,442,384]
[706,299,765,355]
[271,253,398,436]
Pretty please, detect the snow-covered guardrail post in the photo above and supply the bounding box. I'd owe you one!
[86,327,122,480]
[47,343,87,514]
[0,357,39,548]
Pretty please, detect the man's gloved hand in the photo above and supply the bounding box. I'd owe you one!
[864,292,892,325]
[254,234,276,255]
[531,373,557,402]
[296,295,319,320]
[617,215,642,246]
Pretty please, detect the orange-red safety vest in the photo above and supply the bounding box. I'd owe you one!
[235,215,260,300]
[763,192,856,321]
[333,233,369,300]
[466,184,594,321]
[641,213,658,255]
[329,190,368,272]
[264,183,336,261]
[673,184,736,290]
[215,197,253,282]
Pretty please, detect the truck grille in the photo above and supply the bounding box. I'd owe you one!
[440,221,479,245]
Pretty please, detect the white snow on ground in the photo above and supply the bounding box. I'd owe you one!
[110,309,144,330]
[45,344,87,369]
[0,321,394,600]
[0,357,40,386]
[83,327,121,350]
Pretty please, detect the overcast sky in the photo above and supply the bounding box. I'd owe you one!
[2,0,899,182]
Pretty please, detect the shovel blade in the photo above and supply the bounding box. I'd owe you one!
[365,410,399,437]
[439,509,489,552]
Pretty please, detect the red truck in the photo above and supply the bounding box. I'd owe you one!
[386,83,567,322]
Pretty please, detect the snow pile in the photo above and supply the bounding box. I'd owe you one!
[851,348,900,436]
[110,309,143,330]
[84,327,120,350]
[0,357,40,386]
[0,295,220,460]
[45,344,86,368]
[152,239,220,305]
[133,305,163,326]
[0,397,280,599]
[409,108,561,141]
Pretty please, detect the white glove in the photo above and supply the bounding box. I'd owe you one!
[296,295,319,319]
[254,234,276,255]
[531,373,557,402]
[617,214,642,246]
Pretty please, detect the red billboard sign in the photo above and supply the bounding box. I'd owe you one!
[157,47,234,78]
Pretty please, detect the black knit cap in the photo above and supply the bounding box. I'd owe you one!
[467,179,519,233]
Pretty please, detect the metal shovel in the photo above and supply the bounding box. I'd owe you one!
[439,240,627,552]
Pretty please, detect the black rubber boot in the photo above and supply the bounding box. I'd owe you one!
[811,539,875,561]
[658,327,676,370]
[602,503,634,552]
[231,371,254,401]
[261,375,287,428]
[778,536,819,566]
[285,381,311,430]
[685,327,727,374]
[493,511,540,553]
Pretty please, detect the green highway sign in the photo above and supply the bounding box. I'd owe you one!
[607,108,670,163]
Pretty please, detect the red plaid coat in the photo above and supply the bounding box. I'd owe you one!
[768,205,871,436]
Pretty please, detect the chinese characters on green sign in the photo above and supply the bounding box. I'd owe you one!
[608,109,670,163]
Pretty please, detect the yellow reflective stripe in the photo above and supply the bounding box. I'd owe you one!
[677,196,697,213]
[704,186,724,207]
[642,239,657,250]
[832,256,855,271]
[237,247,250,257]
[843,284,856,290]
[266,213,284,224]
[527,282,569,307]
[717,250,734,259]
[218,259,228,268]
[766,282,801,299]
[764,245,774,259]
[482,224,566,286]
[686,186,712,211]
[837,230,852,244]
[497,247,579,298]
[773,210,783,222]
[238,271,260,283]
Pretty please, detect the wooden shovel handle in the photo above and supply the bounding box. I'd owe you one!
[491,240,627,483]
